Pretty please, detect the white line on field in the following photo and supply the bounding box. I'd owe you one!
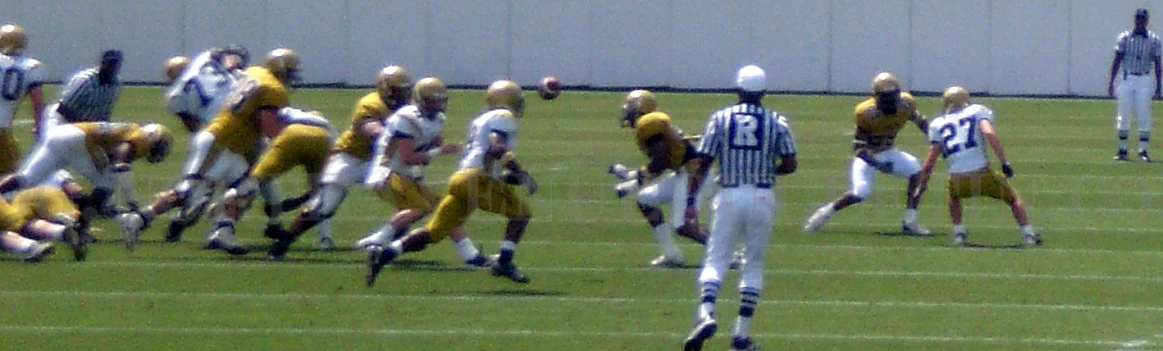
[0,324,1123,346]
[2,289,1161,313]
[75,261,1163,282]
[514,240,1163,257]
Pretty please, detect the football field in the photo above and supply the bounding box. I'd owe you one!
[3,86,1162,351]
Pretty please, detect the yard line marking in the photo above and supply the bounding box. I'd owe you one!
[75,261,1163,282]
[514,240,1163,257]
[3,289,1161,313]
[0,325,1123,346]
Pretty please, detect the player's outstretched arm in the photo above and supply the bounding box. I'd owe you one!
[911,111,929,133]
[978,119,1013,177]
[915,143,941,198]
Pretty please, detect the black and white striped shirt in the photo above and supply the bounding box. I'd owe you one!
[697,103,796,188]
[57,68,120,122]
[1116,30,1162,75]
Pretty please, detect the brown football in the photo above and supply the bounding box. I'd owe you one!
[538,76,562,100]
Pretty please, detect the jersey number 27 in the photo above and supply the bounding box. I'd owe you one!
[939,117,979,156]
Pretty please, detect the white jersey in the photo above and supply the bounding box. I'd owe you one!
[927,104,995,174]
[165,51,238,123]
[0,54,44,127]
[378,105,446,179]
[459,109,518,179]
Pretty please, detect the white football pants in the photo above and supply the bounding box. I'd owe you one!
[36,103,75,187]
[1117,73,1153,132]
[698,185,775,292]
[20,124,113,189]
[637,168,718,228]
[849,148,920,199]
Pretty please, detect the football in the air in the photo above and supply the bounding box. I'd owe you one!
[538,76,562,100]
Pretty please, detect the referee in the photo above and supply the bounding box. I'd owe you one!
[39,49,122,140]
[1109,8,1162,162]
[680,65,797,351]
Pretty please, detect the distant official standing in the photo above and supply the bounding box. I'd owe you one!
[680,65,798,351]
[1109,8,1162,162]
[40,50,122,140]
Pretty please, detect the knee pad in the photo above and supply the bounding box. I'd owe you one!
[302,184,345,220]
[851,183,872,200]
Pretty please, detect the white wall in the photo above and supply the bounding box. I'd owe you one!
[0,0,1156,96]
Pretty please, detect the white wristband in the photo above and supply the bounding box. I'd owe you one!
[425,148,442,158]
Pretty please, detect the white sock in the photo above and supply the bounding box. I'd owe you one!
[903,209,918,224]
[387,240,404,255]
[315,220,332,240]
[652,223,680,257]
[733,316,752,339]
[953,224,966,235]
[1020,225,1035,236]
[362,223,392,244]
[698,302,715,320]
[455,238,480,260]
[1,233,35,255]
[818,204,835,217]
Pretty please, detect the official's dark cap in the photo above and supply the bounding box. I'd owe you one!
[101,49,123,63]
[1137,8,1149,18]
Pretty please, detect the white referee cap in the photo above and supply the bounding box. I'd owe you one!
[736,65,766,92]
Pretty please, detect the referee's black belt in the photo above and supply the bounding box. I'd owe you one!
[722,183,772,189]
[1125,71,1150,77]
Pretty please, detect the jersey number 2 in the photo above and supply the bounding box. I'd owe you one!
[939,117,978,156]
[1,68,25,101]
[728,113,763,150]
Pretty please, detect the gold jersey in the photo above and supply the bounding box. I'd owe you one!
[75,122,151,162]
[0,186,78,232]
[333,92,393,162]
[854,92,921,152]
[634,112,694,171]
[205,66,290,156]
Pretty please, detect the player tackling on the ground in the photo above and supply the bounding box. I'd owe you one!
[915,86,1043,247]
[804,72,930,236]
[681,65,798,351]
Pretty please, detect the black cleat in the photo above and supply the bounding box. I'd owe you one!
[365,246,397,287]
[730,337,758,351]
[683,317,717,351]
[490,258,531,284]
[63,226,88,262]
[207,238,250,256]
[1115,150,1129,161]
[464,254,495,269]
[266,237,293,261]
[1023,234,1044,247]
[1140,151,1152,162]
[165,219,189,243]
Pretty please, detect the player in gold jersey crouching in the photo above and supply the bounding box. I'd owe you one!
[366,80,536,286]
[804,72,931,236]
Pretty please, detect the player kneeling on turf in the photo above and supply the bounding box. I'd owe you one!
[915,87,1043,247]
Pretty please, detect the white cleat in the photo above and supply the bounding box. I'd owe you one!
[608,163,633,181]
[116,212,145,250]
[1022,234,1044,247]
[317,237,335,250]
[803,207,832,234]
[650,255,685,268]
[953,233,967,247]
[22,242,55,263]
[902,221,932,237]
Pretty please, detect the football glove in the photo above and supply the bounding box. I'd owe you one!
[1001,163,1014,178]
[614,179,640,198]
[503,171,537,195]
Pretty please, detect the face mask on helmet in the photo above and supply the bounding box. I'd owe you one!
[875,89,900,115]
[148,139,170,163]
[621,104,641,128]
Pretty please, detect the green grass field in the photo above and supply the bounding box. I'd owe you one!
[1,85,1161,351]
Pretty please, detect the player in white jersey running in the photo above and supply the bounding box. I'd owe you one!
[915,87,1043,247]
[681,65,798,351]
[365,80,537,286]
[0,24,46,174]
[164,45,248,133]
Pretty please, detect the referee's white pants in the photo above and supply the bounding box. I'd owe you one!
[636,168,717,228]
[698,185,775,292]
[1117,73,1153,132]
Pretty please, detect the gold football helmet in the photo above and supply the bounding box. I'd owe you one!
[141,123,173,163]
[871,72,900,94]
[942,86,971,112]
[485,80,524,117]
[621,89,657,128]
[265,48,300,83]
[0,24,27,55]
[413,77,448,113]
[164,56,190,83]
[376,65,412,107]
